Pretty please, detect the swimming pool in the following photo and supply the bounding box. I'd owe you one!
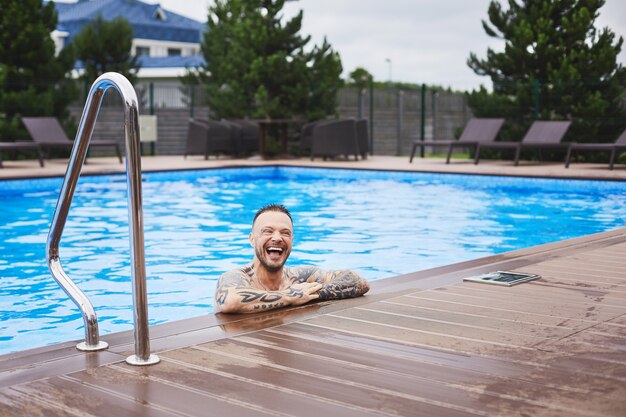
[1,166,625,354]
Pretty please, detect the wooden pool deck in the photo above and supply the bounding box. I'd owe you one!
[0,156,625,416]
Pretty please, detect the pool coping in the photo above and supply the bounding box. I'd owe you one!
[2,225,625,389]
[0,155,625,182]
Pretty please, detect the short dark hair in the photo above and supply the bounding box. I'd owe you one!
[253,204,293,226]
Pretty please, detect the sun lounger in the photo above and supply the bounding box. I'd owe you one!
[474,120,571,165]
[21,117,122,163]
[0,142,45,168]
[565,129,626,170]
[409,118,505,164]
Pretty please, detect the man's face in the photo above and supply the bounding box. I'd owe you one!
[250,211,293,273]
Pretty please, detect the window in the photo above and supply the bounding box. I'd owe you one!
[153,6,167,21]
[136,46,150,56]
[167,48,181,56]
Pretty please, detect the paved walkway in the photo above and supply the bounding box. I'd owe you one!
[0,154,625,181]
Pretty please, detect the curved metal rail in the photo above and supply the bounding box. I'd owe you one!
[46,72,159,366]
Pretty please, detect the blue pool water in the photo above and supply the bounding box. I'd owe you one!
[1,166,625,354]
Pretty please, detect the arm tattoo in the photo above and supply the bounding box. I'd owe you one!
[285,266,320,284]
[215,265,368,313]
[283,287,304,299]
[215,269,254,306]
[317,271,369,301]
[215,288,228,306]
[238,290,283,303]
[215,267,291,311]
[254,302,286,311]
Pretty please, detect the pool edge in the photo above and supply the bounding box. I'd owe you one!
[2,225,625,389]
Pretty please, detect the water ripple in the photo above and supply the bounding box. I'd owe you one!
[0,167,625,354]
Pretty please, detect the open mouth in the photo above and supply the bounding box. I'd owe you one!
[266,246,284,261]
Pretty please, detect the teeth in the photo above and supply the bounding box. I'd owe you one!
[268,247,283,253]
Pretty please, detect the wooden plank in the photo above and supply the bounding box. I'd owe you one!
[589,322,626,336]
[161,346,477,417]
[207,337,620,416]
[380,297,598,329]
[0,351,122,389]
[0,342,78,370]
[187,339,573,417]
[118,356,383,417]
[267,324,548,376]
[0,387,73,417]
[65,364,273,417]
[520,264,626,283]
[527,255,626,268]
[608,315,626,326]
[540,349,626,377]
[253,328,626,387]
[278,319,626,415]
[288,318,622,387]
[355,302,573,338]
[11,376,175,417]
[539,331,626,356]
[438,283,626,307]
[409,290,623,321]
[240,331,534,388]
[329,307,550,347]
[301,313,533,355]
[237,332,602,403]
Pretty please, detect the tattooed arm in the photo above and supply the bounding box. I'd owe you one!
[287,266,370,301]
[214,269,322,314]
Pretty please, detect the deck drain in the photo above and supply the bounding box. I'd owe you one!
[463,271,540,287]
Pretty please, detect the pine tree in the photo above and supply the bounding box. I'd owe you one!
[467,0,626,143]
[347,67,374,91]
[70,15,139,85]
[192,0,343,120]
[0,0,77,140]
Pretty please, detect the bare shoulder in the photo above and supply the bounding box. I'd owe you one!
[284,265,322,284]
[214,267,254,312]
[217,267,252,289]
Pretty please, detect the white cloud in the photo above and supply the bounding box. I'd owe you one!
[96,0,626,91]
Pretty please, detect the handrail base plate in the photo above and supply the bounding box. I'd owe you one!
[126,354,160,366]
[76,341,109,352]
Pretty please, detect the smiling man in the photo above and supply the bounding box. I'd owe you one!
[214,204,370,314]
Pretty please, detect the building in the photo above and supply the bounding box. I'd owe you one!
[51,0,207,81]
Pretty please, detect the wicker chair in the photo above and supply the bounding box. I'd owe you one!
[310,119,360,161]
[184,119,236,159]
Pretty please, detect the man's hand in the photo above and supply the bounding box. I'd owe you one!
[282,281,323,306]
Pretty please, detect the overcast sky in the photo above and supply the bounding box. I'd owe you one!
[111,1,626,91]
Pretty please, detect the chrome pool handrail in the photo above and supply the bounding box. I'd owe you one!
[46,72,159,366]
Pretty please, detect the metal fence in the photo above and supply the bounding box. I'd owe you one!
[337,87,471,155]
[71,82,473,156]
